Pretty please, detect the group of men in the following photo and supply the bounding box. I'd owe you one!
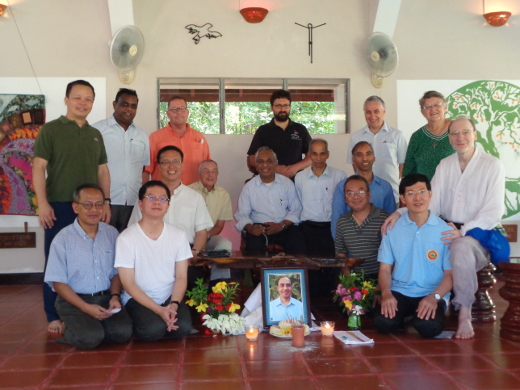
[35,80,505,347]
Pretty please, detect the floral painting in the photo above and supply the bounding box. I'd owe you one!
[445,81,520,219]
[0,94,45,215]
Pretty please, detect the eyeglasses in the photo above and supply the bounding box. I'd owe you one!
[159,159,182,166]
[273,104,290,109]
[345,190,367,198]
[143,196,170,203]
[448,129,474,137]
[404,189,429,197]
[422,102,444,110]
[167,107,187,113]
[76,201,104,210]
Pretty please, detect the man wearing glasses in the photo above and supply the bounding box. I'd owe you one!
[93,88,150,232]
[116,181,193,341]
[331,141,395,239]
[144,96,210,185]
[247,90,312,179]
[44,184,132,348]
[335,175,389,279]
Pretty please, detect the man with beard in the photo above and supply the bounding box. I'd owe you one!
[247,90,312,179]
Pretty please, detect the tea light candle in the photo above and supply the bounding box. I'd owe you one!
[320,321,335,336]
[245,325,260,341]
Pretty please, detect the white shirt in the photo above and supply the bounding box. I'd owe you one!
[430,148,505,236]
[347,122,407,202]
[128,184,213,243]
[294,165,346,222]
[93,115,150,206]
[115,222,192,306]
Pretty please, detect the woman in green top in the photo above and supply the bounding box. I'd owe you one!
[402,91,455,181]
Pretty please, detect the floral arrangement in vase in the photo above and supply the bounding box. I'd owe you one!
[333,270,377,316]
[186,279,245,335]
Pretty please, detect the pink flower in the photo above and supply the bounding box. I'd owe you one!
[343,295,353,301]
[353,291,362,301]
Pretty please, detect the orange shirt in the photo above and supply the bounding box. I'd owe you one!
[146,123,210,185]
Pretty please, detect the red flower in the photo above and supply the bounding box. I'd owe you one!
[225,303,232,310]
[361,289,368,295]
[349,287,358,291]
[216,305,224,311]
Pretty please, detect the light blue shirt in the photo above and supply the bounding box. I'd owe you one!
[235,174,302,232]
[331,174,396,238]
[44,219,119,294]
[378,210,451,298]
[93,115,150,206]
[269,297,304,322]
[347,122,407,202]
[295,165,347,222]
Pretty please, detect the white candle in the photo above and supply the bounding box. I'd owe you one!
[320,321,335,336]
[246,325,259,340]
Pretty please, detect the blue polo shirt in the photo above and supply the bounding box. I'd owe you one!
[378,210,451,298]
[269,297,304,322]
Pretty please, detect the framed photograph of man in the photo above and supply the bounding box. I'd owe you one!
[261,267,311,327]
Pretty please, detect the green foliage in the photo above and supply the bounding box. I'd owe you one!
[158,101,336,134]
[446,80,520,218]
[269,274,302,301]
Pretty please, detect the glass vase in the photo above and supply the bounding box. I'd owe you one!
[348,312,361,330]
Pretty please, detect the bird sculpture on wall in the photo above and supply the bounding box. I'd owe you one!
[185,23,222,44]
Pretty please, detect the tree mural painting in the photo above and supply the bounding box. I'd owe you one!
[445,80,520,219]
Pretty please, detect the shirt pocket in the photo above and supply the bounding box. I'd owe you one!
[130,139,146,163]
[378,141,397,159]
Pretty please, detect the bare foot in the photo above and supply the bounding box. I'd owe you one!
[455,306,474,339]
[47,320,62,334]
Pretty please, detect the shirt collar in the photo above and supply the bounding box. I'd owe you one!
[108,114,135,131]
[255,174,282,186]
[72,218,94,240]
[58,115,90,128]
[402,210,440,226]
[362,122,389,134]
[173,183,185,195]
[307,165,331,178]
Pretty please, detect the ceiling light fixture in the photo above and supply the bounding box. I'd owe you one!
[240,7,268,23]
[0,4,7,17]
[483,11,511,26]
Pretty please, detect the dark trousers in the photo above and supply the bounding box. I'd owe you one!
[44,202,76,322]
[109,204,134,233]
[55,295,132,349]
[125,297,192,341]
[373,291,446,338]
[245,224,306,254]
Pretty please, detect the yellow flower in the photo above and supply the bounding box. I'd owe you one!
[196,303,209,312]
[228,303,240,313]
[212,281,228,294]
[344,300,353,310]
[363,281,373,290]
[185,299,196,307]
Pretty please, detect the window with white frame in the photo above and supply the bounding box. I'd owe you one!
[158,78,349,134]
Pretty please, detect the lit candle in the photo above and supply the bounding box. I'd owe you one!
[245,325,260,341]
[320,321,335,336]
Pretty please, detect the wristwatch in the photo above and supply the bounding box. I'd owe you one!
[104,198,111,205]
[430,293,441,301]
[280,222,287,230]
[169,300,180,307]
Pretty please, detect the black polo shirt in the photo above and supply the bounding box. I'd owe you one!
[247,118,312,167]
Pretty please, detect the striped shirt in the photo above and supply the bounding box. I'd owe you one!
[334,205,388,275]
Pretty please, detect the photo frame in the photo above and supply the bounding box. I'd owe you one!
[260,267,311,328]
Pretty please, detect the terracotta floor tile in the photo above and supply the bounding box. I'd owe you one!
[404,339,473,355]
[1,353,65,370]
[448,370,520,389]
[318,375,391,390]
[249,378,318,390]
[124,349,181,365]
[112,384,179,390]
[0,368,51,388]
[484,353,520,369]
[62,351,124,367]
[352,342,415,357]
[382,372,462,390]
[182,362,243,381]
[17,340,74,354]
[244,360,309,378]
[306,358,373,376]
[185,335,238,349]
[425,354,500,371]
[182,380,247,390]
[0,343,22,356]
[367,355,438,373]
[115,365,178,384]
[299,339,358,359]
[129,339,184,351]
[240,344,299,361]
[46,366,114,387]
[184,347,239,363]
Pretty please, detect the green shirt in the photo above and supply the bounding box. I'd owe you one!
[34,115,107,202]
[402,126,454,181]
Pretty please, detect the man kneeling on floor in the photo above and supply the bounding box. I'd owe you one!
[374,174,452,338]
[116,181,193,341]
[43,184,132,349]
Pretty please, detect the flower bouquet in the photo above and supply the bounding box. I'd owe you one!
[186,279,245,335]
[333,271,377,328]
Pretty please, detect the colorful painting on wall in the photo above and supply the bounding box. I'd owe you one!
[0,94,45,215]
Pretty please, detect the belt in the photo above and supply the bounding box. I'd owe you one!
[442,219,463,230]
[80,289,111,297]
[301,220,331,229]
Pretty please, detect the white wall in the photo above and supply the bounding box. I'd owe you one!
[1,0,519,272]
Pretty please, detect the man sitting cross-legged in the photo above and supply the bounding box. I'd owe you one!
[374,174,452,338]
[43,183,132,349]
[116,181,193,341]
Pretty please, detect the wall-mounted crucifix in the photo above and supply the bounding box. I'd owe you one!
[295,22,326,63]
